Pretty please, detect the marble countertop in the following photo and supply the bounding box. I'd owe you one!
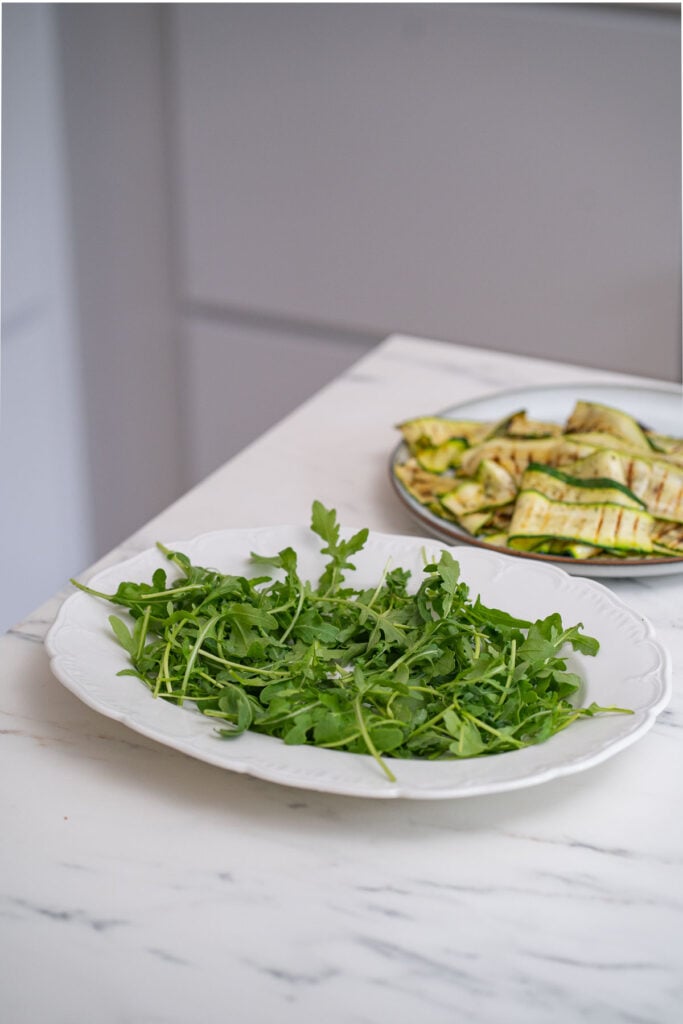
[3,334,682,1023]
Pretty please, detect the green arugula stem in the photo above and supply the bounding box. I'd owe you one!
[260,701,323,728]
[134,606,152,663]
[366,560,391,610]
[312,594,412,631]
[154,640,173,697]
[179,614,221,702]
[385,630,439,675]
[497,638,517,705]
[169,642,290,680]
[460,709,525,747]
[319,731,362,749]
[407,700,458,742]
[354,696,396,783]
[279,583,306,644]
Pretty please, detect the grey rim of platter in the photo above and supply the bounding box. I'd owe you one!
[389,382,683,578]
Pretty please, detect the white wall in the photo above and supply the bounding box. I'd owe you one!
[1,5,94,632]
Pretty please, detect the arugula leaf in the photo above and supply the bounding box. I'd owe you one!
[250,546,298,578]
[108,615,135,655]
[311,500,369,595]
[71,501,625,782]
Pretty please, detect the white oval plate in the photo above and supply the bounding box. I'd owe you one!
[46,526,671,799]
[390,383,683,577]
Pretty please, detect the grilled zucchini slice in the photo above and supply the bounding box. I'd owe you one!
[508,490,654,554]
[563,450,628,487]
[533,540,602,559]
[398,417,491,451]
[652,521,683,555]
[456,511,494,536]
[393,459,457,505]
[646,433,683,468]
[415,438,467,472]
[520,463,645,510]
[569,451,683,524]
[565,401,651,452]
[459,437,592,483]
[440,460,517,518]
[481,532,510,547]
[647,433,683,455]
[506,412,563,438]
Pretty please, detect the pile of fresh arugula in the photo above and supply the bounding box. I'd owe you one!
[73,501,627,782]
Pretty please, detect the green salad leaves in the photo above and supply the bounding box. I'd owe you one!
[72,501,627,781]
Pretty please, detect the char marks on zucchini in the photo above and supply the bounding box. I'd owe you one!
[394,399,683,561]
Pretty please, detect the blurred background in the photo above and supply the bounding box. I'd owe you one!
[1,2,681,632]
